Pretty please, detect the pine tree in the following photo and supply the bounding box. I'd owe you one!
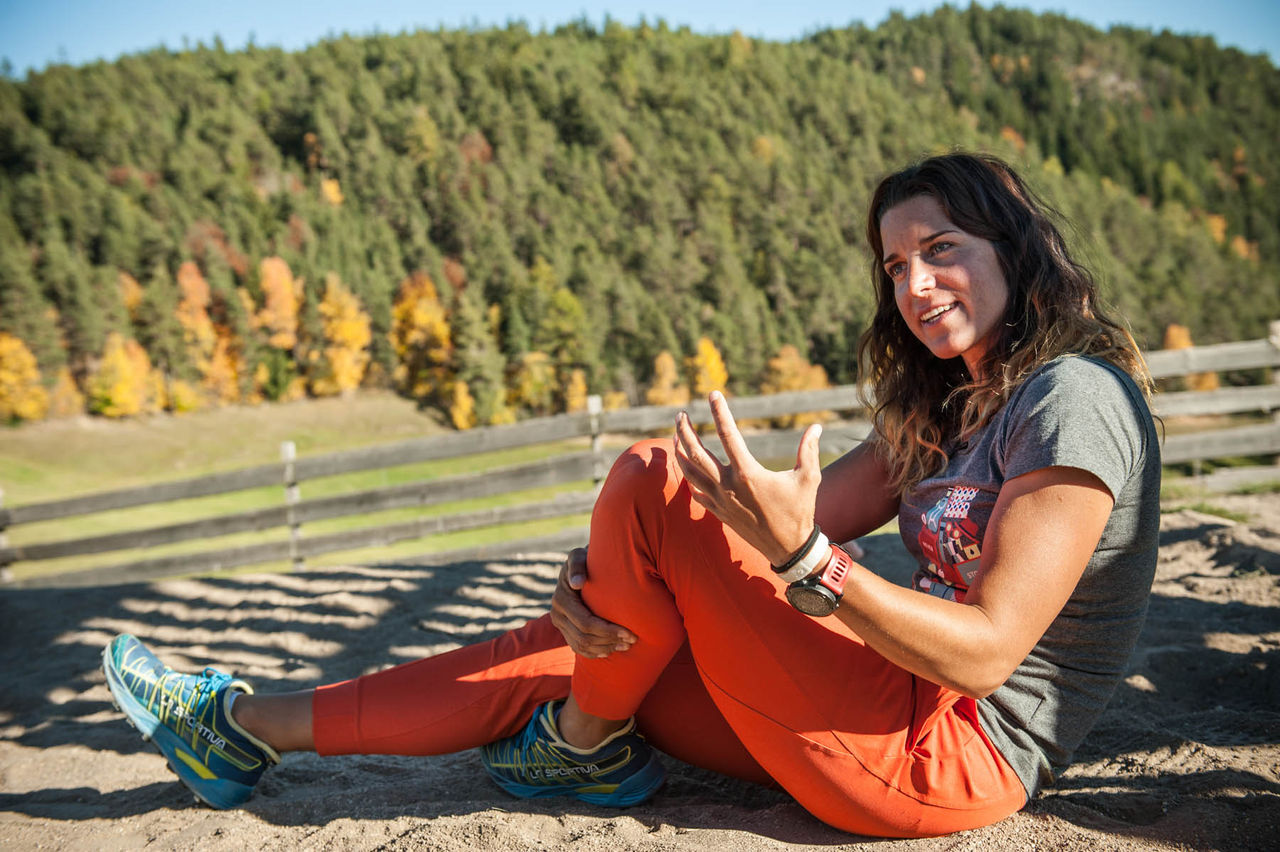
[451,289,514,424]
[135,262,191,397]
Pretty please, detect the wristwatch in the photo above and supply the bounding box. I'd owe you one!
[785,544,854,616]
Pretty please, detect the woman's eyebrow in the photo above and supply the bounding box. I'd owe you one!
[883,229,959,265]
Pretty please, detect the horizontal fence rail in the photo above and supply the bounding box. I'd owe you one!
[2,326,1278,588]
[30,492,599,589]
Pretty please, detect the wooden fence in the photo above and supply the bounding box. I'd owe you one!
[3,325,1279,589]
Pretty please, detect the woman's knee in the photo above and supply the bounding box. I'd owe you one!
[598,439,684,510]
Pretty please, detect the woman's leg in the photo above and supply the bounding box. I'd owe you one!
[295,611,768,787]
[568,439,1026,837]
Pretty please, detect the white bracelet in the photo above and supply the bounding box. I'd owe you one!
[775,532,829,583]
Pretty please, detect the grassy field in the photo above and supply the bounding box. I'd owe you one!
[0,392,597,582]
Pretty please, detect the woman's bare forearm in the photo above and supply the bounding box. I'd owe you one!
[814,441,900,545]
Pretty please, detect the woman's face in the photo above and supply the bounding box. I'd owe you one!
[879,194,1010,379]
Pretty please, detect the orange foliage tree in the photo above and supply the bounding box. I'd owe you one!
[175,261,216,408]
[256,257,300,350]
[0,332,50,422]
[760,344,833,427]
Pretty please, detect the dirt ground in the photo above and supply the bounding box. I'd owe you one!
[1,494,1277,851]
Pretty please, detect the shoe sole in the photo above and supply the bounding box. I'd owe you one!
[484,749,666,807]
[101,644,254,810]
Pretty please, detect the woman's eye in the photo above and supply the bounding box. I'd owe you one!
[929,241,954,255]
[886,262,906,279]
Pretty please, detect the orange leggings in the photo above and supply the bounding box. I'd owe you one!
[313,440,1027,837]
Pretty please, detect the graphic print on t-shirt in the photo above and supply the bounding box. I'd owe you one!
[917,486,984,599]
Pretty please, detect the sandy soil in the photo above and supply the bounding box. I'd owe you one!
[2,494,1277,851]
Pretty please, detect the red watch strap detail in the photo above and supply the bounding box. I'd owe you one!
[819,544,853,597]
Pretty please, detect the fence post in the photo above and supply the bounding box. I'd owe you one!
[281,441,303,571]
[1271,319,1280,468]
[588,394,604,490]
[0,487,11,584]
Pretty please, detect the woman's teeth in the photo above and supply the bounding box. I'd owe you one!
[921,304,955,323]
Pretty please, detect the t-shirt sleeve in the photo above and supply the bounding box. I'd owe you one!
[995,358,1147,499]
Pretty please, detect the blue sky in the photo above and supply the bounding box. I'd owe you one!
[1,0,1276,76]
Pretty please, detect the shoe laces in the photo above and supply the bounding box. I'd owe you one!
[155,665,231,719]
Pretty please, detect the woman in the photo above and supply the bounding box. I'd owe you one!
[103,152,1160,837]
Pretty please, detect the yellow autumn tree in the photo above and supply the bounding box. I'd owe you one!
[645,350,690,406]
[203,334,242,404]
[390,271,453,403]
[602,390,629,411]
[256,257,300,350]
[311,273,372,397]
[87,332,161,417]
[509,351,557,415]
[0,332,50,422]
[118,271,143,321]
[687,337,729,398]
[760,344,833,428]
[167,379,203,413]
[1162,324,1219,392]
[564,368,589,413]
[449,380,477,429]
[46,366,85,418]
[320,177,344,207]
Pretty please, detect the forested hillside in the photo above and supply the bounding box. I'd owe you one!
[2,6,1277,426]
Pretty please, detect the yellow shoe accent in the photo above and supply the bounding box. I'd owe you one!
[176,748,217,780]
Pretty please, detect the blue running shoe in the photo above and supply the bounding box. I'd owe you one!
[102,634,279,809]
[481,700,665,807]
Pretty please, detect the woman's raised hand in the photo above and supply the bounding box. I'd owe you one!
[674,391,823,566]
[550,547,637,658]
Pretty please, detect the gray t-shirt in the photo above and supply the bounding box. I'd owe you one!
[897,355,1160,798]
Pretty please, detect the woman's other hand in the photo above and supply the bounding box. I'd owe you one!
[550,547,637,658]
[674,391,822,566]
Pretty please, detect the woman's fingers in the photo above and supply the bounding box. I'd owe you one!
[565,547,588,590]
[550,549,636,658]
[673,411,722,496]
[708,390,756,472]
[795,422,824,482]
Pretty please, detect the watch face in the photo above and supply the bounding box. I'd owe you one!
[786,584,836,617]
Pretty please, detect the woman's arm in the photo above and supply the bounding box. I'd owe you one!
[677,392,1114,699]
[814,440,901,545]
[832,464,1113,697]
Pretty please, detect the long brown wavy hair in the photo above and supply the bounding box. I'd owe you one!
[858,152,1152,493]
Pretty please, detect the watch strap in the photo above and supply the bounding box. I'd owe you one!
[818,543,853,598]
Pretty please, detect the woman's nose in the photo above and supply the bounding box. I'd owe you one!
[906,258,935,297]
